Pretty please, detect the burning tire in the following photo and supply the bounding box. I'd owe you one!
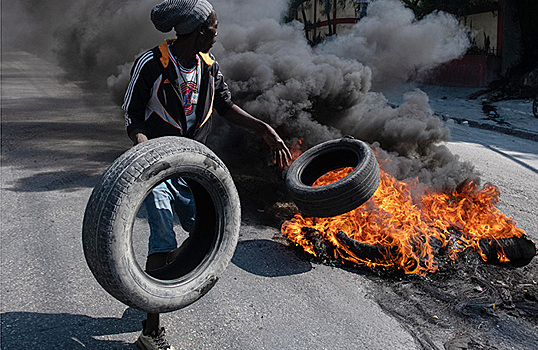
[82,137,240,314]
[286,137,380,218]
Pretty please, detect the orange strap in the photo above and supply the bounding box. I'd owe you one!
[158,39,176,68]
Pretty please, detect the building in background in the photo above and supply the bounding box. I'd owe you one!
[426,1,503,87]
[287,0,535,89]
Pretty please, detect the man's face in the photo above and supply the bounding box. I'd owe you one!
[197,12,218,53]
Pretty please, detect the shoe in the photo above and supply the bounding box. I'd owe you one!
[146,242,188,272]
[145,252,169,271]
[135,327,175,350]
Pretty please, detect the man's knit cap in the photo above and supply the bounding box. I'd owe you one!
[151,0,213,35]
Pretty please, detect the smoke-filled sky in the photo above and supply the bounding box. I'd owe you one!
[4,0,477,192]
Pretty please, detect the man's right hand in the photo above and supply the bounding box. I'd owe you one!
[135,133,149,144]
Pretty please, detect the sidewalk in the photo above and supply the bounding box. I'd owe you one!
[384,84,538,142]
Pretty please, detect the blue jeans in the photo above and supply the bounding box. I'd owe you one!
[144,178,196,256]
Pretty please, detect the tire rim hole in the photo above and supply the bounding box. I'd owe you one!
[313,167,355,187]
[301,148,359,186]
[132,176,219,283]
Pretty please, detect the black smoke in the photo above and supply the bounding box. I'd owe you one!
[5,0,477,192]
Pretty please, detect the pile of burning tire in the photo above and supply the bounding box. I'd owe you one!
[283,137,536,274]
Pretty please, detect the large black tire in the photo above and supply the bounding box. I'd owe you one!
[82,137,240,314]
[286,137,380,218]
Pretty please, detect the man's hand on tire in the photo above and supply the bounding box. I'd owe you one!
[136,133,149,144]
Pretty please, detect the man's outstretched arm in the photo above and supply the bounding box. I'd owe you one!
[222,104,292,169]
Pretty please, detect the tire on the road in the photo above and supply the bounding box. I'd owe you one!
[286,137,380,218]
[82,136,240,314]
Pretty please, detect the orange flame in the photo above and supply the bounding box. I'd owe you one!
[289,138,306,162]
[281,157,527,275]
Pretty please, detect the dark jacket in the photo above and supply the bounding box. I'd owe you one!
[122,39,234,143]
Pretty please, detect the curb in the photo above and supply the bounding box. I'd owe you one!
[438,114,538,142]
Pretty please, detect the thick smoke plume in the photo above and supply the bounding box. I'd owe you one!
[318,0,471,87]
[211,0,475,191]
[5,0,164,87]
[5,0,476,191]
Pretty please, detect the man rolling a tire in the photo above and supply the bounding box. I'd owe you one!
[122,0,292,349]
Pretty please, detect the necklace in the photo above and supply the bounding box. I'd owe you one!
[169,47,200,104]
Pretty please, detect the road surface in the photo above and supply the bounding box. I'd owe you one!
[1,50,537,349]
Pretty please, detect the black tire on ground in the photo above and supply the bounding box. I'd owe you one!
[286,137,380,218]
[82,136,241,314]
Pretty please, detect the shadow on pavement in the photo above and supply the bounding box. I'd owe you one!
[0,307,143,349]
[485,144,538,175]
[6,170,103,193]
[2,117,128,192]
[232,239,312,277]
[2,59,130,192]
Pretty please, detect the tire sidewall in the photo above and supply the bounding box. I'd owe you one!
[285,138,380,217]
[84,137,240,313]
[286,138,369,193]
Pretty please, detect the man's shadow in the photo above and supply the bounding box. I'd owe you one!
[1,307,143,349]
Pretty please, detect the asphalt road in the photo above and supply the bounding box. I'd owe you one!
[1,51,537,350]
